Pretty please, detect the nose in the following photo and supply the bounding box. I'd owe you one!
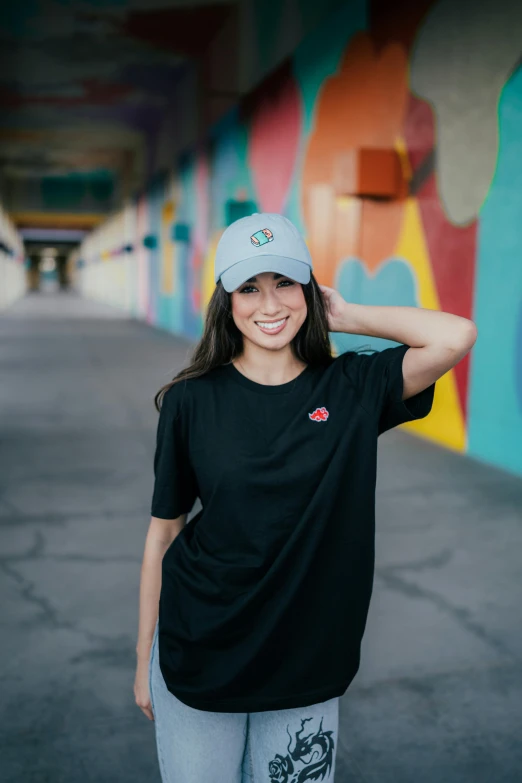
[259,288,284,317]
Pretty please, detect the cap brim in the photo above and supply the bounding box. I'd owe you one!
[220,255,311,293]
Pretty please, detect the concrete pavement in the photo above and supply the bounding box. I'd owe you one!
[1,289,521,782]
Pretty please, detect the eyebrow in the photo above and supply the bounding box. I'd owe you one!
[244,273,284,283]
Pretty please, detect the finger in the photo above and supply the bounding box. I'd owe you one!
[141,705,154,721]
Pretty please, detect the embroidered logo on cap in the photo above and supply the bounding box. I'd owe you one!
[309,406,329,422]
[251,228,274,247]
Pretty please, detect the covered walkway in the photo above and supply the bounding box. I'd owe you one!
[1,291,521,782]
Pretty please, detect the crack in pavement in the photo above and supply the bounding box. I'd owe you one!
[0,530,141,564]
[375,551,513,658]
[0,558,136,649]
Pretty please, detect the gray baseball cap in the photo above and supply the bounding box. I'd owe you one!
[214,212,313,293]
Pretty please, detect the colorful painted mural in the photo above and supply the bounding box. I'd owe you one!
[78,0,522,478]
[0,205,26,311]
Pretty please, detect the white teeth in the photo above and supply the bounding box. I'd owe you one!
[256,318,286,330]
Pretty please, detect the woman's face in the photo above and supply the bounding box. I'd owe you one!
[230,272,307,350]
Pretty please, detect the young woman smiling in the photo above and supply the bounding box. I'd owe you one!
[134,212,477,782]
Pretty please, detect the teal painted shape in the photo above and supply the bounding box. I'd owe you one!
[253,0,287,76]
[217,111,258,214]
[147,174,166,326]
[176,159,198,334]
[143,234,158,250]
[517,300,522,412]
[297,0,354,29]
[172,223,190,242]
[225,199,257,226]
[331,257,418,356]
[209,110,246,230]
[282,122,307,233]
[0,0,40,37]
[468,65,522,476]
[293,0,367,137]
[40,171,114,210]
[156,295,172,333]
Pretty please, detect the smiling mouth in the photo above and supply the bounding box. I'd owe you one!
[254,316,289,333]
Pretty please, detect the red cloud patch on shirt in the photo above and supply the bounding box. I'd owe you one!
[309,406,329,421]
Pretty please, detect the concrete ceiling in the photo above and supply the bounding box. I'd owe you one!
[0,0,238,228]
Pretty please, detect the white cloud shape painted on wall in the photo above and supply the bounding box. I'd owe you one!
[410,0,522,224]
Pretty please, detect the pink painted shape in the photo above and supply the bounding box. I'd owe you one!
[248,75,302,213]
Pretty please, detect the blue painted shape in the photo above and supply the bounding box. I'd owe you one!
[469,65,522,476]
[331,257,418,357]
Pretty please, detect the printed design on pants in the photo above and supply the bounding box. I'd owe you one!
[268,715,335,782]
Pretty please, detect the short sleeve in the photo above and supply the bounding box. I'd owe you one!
[348,343,435,436]
[150,382,199,519]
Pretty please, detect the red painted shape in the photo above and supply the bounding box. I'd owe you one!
[309,407,329,422]
[247,67,301,214]
[403,94,477,422]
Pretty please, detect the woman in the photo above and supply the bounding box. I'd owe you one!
[134,212,477,781]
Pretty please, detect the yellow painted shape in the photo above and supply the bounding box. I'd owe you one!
[163,201,174,222]
[161,201,176,295]
[394,135,412,184]
[10,211,105,229]
[394,197,466,452]
[201,229,224,313]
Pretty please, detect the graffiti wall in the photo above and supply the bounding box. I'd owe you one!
[0,206,26,311]
[77,0,522,478]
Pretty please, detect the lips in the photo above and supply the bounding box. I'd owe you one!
[254,316,289,335]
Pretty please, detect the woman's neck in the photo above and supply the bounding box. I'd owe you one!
[232,346,307,386]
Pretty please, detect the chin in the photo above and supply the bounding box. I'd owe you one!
[245,328,291,348]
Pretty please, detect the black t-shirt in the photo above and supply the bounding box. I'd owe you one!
[150,343,435,713]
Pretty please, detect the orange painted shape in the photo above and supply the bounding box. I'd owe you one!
[360,198,406,273]
[302,32,410,285]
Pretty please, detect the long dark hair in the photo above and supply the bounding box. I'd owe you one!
[154,273,354,411]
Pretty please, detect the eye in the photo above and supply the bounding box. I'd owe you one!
[238,279,294,294]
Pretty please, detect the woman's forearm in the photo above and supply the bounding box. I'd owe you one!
[136,518,184,660]
[337,303,475,348]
